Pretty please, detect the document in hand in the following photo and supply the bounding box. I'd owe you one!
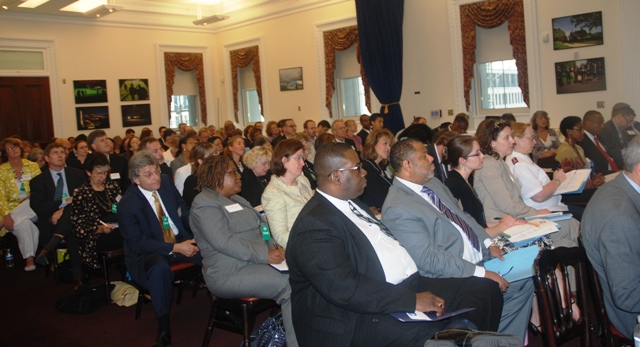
[554,169,591,195]
[391,308,476,322]
[502,218,559,244]
[484,246,539,282]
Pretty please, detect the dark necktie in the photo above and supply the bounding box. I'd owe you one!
[54,173,64,200]
[348,201,396,240]
[152,191,176,243]
[421,186,480,251]
[594,137,619,171]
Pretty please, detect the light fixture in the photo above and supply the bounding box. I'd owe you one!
[1,0,27,10]
[192,14,229,26]
[83,4,121,18]
[18,0,49,8]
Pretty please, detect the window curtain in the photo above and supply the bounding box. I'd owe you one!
[460,0,528,111]
[323,25,371,118]
[230,46,262,123]
[355,0,405,134]
[164,52,207,125]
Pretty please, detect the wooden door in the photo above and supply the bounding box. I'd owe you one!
[0,77,54,145]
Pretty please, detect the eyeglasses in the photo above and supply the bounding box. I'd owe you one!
[327,165,361,177]
[5,146,19,151]
[466,151,483,158]
[92,170,109,177]
[140,168,161,179]
[290,155,305,162]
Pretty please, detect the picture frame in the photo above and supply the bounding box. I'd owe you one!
[555,57,606,94]
[76,106,110,130]
[73,80,108,104]
[119,79,150,101]
[552,11,603,50]
[121,104,152,127]
[279,67,303,91]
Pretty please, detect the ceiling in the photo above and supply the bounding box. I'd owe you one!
[0,0,349,32]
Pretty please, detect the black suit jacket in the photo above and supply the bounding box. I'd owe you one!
[356,129,370,146]
[30,166,86,243]
[599,120,629,170]
[577,135,615,175]
[427,144,448,183]
[270,134,287,148]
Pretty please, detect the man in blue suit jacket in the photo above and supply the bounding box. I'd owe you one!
[118,152,201,347]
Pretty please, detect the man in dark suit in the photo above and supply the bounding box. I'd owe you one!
[427,131,459,183]
[118,152,201,347]
[582,136,640,340]
[578,110,619,175]
[87,129,130,193]
[139,137,172,178]
[287,143,503,346]
[271,118,297,148]
[30,143,86,284]
[331,119,357,152]
[356,114,371,145]
[599,102,636,170]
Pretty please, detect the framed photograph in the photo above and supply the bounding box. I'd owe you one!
[76,106,110,130]
[279,67,303,91]
[121,104,152,127]
[552,11,603,50]
[555,57,606,94]
[119,79,150,101]
[73,80,108,104]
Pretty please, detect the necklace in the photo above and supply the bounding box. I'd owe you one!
[12,164,24,182]
[366,159,392,185]
[92,187,112,212]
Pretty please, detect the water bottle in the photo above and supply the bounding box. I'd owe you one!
[634,314,640,347]
[5,248,14,268]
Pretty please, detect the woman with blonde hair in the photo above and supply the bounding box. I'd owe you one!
[240,146,272,207]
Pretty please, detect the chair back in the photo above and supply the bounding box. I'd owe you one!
[533,247,592,347]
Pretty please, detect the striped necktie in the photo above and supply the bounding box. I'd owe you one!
[348,201,396,240]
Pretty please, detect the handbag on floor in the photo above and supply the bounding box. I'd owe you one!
[55,283,115,314]
[243,312,286,347]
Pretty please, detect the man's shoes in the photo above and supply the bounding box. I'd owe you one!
[152,330,171,347]
[35,250,49,266]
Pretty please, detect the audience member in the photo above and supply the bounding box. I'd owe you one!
[174,142,214,195]
[359,129,395,213]
[428,131,458,182]
[140,128,153,141]
[271,119,297,147]
[66,139,90,170]
[162,133,180,167]
[556,116,604,188]
[87,130,129,192]
[112,135,124,155]
[316,120,331,136]
[314,132,334,150]
[369,113,384,133]
[599,102,636,170]
[266,120,279,142]
[158,126,168,150]
[27,148,46,169]
[252,135,272,152]
[331,119,357,152]
[125,136,140,159]
[197,127,210,143]
[224,135,246,174]
[289,133,317,189]
[170,135,196,175]
[239,146,272,207]
[344,119,362,151]
[578,110,619,175]
[139,137,172,178]
[303,119,317,145]
[356,114,371,144]
[530,111,561,167]
[432,114,468,143]
[501,113,517,123]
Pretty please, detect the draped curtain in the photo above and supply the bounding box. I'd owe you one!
[164,52,207,125]
[460,0,528,110]
[323,25,371,118]
[230,46,262,123]
[355,0,405,134]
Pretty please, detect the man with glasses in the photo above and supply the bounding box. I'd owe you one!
[287,143,504,346]
[271,118,297,147]
[381,139,534,343]
[331,119,357,153]
[118,152,201,347]
[600,102,637,169]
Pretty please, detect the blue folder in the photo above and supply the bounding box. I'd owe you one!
[484,246,539,283]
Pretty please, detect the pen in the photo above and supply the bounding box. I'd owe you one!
[99,220,107,226]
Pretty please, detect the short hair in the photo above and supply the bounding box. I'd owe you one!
[370,113,383,124]
[249,127,263,141]
[74,139,88,150]
[331,119,345,130]
[289,132,311,144]
[390,138,421,173]
[75,134,88,143]
[446,136,477,168]
[87,130,107,146]
[317,120,331,129]
[362,129,395,165]
[303,119,315,129]
[243,125,254,139]
[623,136,640,172]
[266,121,278,136]
[139,137,159,150]
[509,122,530,138]
[159,126,167,132]
[189,142,215,174]
[475,119,511,159]
[315,133,335,150]
[198,127,209,136]
[243,146,272,170]
[125,128,135,135]
[44,142,65,156]
[501,113,517,123]
[84,152,110,173]
[453,114,469,126]
[277,118,293,129]
[196,155,231,192]
[435,131,459,146]
[270,139,304,177]
[27,148,44,163]
[531,111,549,131]
[344,119,356,128]
[439,122,452,130]
[1,137,23,161]
[583,110,603,123]
[559,116,582,137]
[314,142,352,180]
[412,116,426,124]
[162,128,175,141]
[253,136,270,147]
[128,151,159,180]
[360,114,370,123]
[612,102,636,119]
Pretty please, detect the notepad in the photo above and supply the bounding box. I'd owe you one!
[270,260,288,273]
[391,308,476,322]
[555,169,591,195]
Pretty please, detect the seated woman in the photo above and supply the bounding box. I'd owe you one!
[175,142,215,196]
[66,139,90,170]
[124,136,140,160]
[27,148,46,169]
[240,146,272,207]
[507,122,584,221]
[474,119,580,249]
[530,111,561,168]
[224,135,246,174]
[359,129,395,214]
[0,137,41,271]
[170,135,196,175]
[556,116,605,189]
[290,132,317,189]
[189,155,298,347]
[261,139,313,249]
[71,153,123,271]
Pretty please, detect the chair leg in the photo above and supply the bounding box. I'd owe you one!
[102,255,111,306]
[176,281,184,305]
[135,291,144,320]
[242,302,250,347]
[202,293,217,347]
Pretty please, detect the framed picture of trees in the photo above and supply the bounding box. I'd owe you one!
[552,11,603,50]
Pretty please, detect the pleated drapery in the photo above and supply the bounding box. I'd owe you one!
[230,46,263,123]
[164,52,207,125]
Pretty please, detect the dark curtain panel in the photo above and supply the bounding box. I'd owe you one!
[355,0,406,134]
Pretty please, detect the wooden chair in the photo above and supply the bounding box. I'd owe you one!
[96,248,125,305]
[202,292,279,347]
[533,247,592,347]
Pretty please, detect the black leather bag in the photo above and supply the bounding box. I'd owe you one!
[55,284,115,314]
[244,312,286,347]
[425,328,523,347]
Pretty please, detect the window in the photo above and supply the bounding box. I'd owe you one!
[338,76,367,117]
[170,95,198,129]
[476,59,526,110]
[243,88,263,123]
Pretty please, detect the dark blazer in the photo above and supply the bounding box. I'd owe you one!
[445,170,487,227]
[358,159,392,210]
[117,174,192,282]
[302,160,317,190]
[356,129,370,146]
[270,134,287,148]
[427,144,448,182]
[239,169,270,207]
[599,120,629,170]
[577,135,615,175]
[30,166,86,244]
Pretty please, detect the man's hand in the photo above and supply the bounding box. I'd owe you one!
[3,214,14,231]
[267,248,285,264]
[173,239,200,257]
[51,208,64,225]
[415,291,445,315]
[537,208,552,215]
[485,270,509,292]
[65,196,73,205]
[489,245,505,260]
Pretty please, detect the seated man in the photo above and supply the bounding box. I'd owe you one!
[382,139,534,342]
[118,152,201,347]
[30,143,86,285]
[287,143,503,346]
[582,136,640,340]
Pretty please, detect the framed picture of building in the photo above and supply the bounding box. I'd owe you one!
[552,11,603,50]
[76,106,110,130]
[555,57,606,94]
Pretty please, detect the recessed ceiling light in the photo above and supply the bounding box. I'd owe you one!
[17,0,49,8]
[60,0,106,13]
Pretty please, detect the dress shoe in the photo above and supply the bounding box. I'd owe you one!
[528,322,541,336]
[152,330,171,347]
[24,264,36,271]
[35,251,49,266]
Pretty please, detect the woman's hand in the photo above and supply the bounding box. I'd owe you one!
[3,214,14,231]
[552,169,567,184]
[98,223,116,234]
[267,248,285,264]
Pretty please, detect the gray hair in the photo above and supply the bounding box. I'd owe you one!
[128,151,159,179]
[624,136,640,172]
[243,146,272,170]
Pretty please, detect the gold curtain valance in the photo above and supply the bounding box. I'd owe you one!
[164,52,207,125]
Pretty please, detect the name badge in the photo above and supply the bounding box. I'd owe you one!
[111,203,117,214]
[115,195,122,203]
[162,216,170,230]
[110,172,121,180]
[260,223,271,241]
[22,174,32,181]
[224,203,243,213]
